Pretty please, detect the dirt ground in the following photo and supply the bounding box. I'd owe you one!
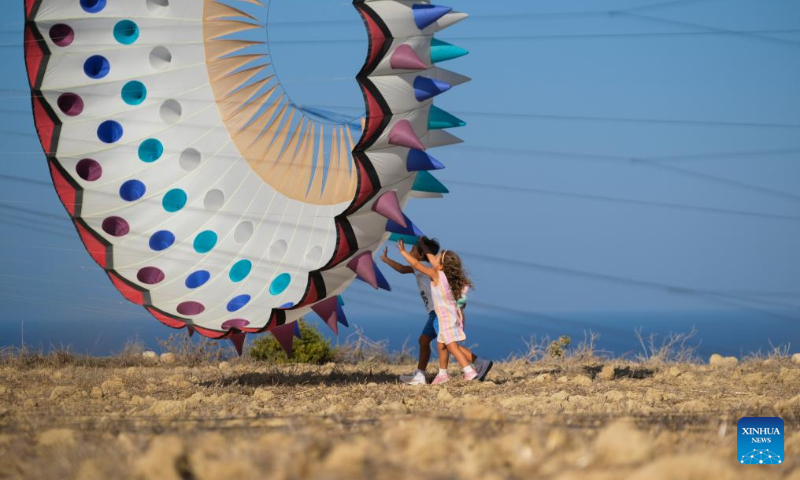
[0,357,798,479]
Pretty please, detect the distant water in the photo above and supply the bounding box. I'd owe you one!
[1,310,797,361]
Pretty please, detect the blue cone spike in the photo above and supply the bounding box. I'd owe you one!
[336,302,349,326]
[373,263,391,291]
[386,213,424,237]
[407,149,445,171]
[414,76,451,102]
[412,171,449,194]
[389,233,420,245]
[430,38,469,63]
[412,4,453,30]
[294,321,302,339]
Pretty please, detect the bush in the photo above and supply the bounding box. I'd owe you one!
[250,319,335,364]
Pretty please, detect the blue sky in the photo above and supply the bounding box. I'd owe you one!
[1,0,798,358]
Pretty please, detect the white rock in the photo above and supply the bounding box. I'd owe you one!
[159,353,176,364]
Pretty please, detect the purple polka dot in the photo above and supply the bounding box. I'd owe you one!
[76,159,102,181]
[137,266,165,285]
[57,93,84,116]
[177,301,205,316]
[221,319,250,330]
[49,24,74,47]
[101,216,129,237]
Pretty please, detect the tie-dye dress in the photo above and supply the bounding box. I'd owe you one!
[431,270,466,344]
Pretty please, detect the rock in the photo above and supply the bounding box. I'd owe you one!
[50,386,77,401]
[675,399,710,412]
[741,372,763,384]
[551,390,570,402]
[101,378,125,397]
[603,390,626,402]
[779,367,799,384]
[571,375,592,386]
[792,353,800,364]
[627,454,738,480]
[709,354,738,367]
[533,373,553,383]
[556,376,569,383]
[598,365,615,380]
[159,353,176,364]
[253,388,274,404]
[149,400,185,416]
[218,362,230,371]
[436,388,453,403]
[0,386,6,395]
[37,428,76,448]
[90,387,102,399]
[592,420,652,466]
[352,397,378,413]
[142,351,158,362]
[667,366,682,377]
[135,435,185,480]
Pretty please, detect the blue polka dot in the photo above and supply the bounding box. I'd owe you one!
[121,81,147,105]
[84,55,110,79]
[227,294,251,312]
[193,231,217,253]
[229,260,252,283]
[279,302,295,309]
[113,20,139,45]
[148,230,175,251]
[185,270,211,289]
[97,121,123,143]
[269,273,291,295]
[162,189,187,212]
[138,139,163,163]
[119,180,145,201]
[80,0,106,13]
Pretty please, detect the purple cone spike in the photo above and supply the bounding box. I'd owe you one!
[312,297,341,335]
[372,191,407,227]
[229,332,246,356]
[390,44,428,70]
[271,323,295,356]
[407,149,445,171]
[347,252,379,289]
[412,4,453,30]
[386,213,424,237]
[414,76,452,102]
[389,120,425,150]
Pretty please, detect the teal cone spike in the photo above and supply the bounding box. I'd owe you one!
[389,233,419,245]
[430,38,469,63]
[412,171,449,194]
[428,105,466,130]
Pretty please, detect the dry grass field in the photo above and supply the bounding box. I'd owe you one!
[0,345,798,480]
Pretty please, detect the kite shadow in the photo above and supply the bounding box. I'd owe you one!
[205,370,400,388]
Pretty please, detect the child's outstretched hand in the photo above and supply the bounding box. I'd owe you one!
[380,247,389,262]
[396,238,406,252]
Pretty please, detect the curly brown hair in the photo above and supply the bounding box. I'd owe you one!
[440,250,474,301]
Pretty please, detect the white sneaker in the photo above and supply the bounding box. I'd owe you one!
[475,358,493,381]
[400,370,427,385]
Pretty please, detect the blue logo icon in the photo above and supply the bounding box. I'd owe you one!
[737,417,784,465]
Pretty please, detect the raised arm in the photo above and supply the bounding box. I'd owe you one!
[397,239,437,282]
[380,247,413,274]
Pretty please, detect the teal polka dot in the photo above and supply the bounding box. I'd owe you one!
[269,273,291,295]
[162,189,187,212]
[113,20,139,45]
[193,230,217,253]
[229,259,252,283]
[121,81,147,105]
[138,139,163,163]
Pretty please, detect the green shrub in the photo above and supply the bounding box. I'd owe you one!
[250,319,335,364]
[547,335,571,359]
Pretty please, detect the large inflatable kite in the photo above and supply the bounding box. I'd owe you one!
[23,0,468,354]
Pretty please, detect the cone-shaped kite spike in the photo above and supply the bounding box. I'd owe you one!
[389,120,425,150]
[412,4,453,30]
[425,130,464,148]
[336,302,349,327]
[271,323,295,356]
[414,76,452,102]
[428,105,466,130]
[347,252,379,289]
[389,233,420,245]
[374,263,391,292]
[372,191,407,227]
[312,297,341,335]
[187,327,195,338]
[386,213,424,237]
[412,171,449,194]
[390,44,428,70]
[433,11,468,31]
[430,38,469,63]
[407,149,445,171]
[229,332,246,356]
[337,295,345,307]
[294,321,302,339]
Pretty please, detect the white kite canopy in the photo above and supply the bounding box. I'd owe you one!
[23,0,468,353]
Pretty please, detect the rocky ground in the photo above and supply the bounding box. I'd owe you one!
[0,356,798,479]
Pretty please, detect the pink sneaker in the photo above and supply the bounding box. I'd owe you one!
[463,369,479,381]
[431,372,450,385]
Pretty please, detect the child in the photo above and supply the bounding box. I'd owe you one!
[397,239,485,383]
[381,238,491,385]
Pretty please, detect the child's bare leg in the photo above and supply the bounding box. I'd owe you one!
[458,345,477,363]
[445,342,471,368]
[417,334,434,371]
[437,342,449,369]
